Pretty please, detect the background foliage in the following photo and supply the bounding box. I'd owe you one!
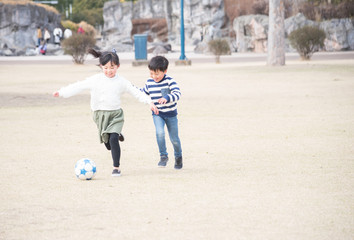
[289,25,326,60]
[208,39,231,63]
[62,32,96,64]
[51,0,138,27]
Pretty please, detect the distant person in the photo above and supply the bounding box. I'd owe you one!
[44,28,51,43]
[53,27,63,46]
[63,28,72,39]
[36,26,42,47]
[77,26,85,34]
[53,49,159,177]
[141,56,183,169]
[38,40,47,55]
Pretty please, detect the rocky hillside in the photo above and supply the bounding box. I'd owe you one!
[102,0,353,53]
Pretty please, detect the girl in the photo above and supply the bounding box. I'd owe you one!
[53,49,158,177]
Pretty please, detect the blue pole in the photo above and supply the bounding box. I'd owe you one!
[179,0,186,60]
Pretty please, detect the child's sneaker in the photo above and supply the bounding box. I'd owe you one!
[104,142,111,150]
[174,157,183,169]
[158,156,168,167]
[112,169,121,177]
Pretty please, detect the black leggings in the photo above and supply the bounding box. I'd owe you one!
[105,133,121,168]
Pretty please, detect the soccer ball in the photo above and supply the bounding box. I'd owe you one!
[74,158,97,180]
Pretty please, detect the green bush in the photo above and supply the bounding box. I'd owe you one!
[289,25,326,60]
[61,20,78,32]
[62,33,96,64]
[208,39,231,63]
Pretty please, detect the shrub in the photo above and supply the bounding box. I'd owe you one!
[337,1,354,18]
[61,20,78,32]
[208,39,231,63]
[252,0,268,15]
[299,1,354,20]
[288,25,326,60]
[62,33,96,64]
[77,21,97,37]
[61,20,97,37]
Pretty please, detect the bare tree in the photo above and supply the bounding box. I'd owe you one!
[267,0,285,66]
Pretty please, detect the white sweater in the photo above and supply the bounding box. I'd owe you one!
[58,73,152,111]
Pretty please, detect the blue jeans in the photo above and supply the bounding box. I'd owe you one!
[152,115,182,159]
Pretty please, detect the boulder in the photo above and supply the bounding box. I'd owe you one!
[284,13,316,37]
[233,13,354,53]
[101,1,132,51]
[0,2,61,56]
[233,15,268,52]
[101,0,226,52]
[320,18,354,51]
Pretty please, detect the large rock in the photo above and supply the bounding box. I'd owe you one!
[284,13,316,36]
[233,14,268,52]
[101,0,226,52]
[0,2,61,56]
[102,1,133,51]
[233,13,354,53]
[320,18,354,51]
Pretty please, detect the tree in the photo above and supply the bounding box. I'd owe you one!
[71,0,108,27]
[267,0,285,66]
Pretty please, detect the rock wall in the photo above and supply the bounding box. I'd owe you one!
[233,13,354,53]
[1,0,352,55]
[101,0,226,51]
[0,2,61,56]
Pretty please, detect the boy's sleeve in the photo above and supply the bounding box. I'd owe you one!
[164,79,181,103]
[142,82,150,95]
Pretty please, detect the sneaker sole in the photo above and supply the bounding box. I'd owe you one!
[112,173,121,177]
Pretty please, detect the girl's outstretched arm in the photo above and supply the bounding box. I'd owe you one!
[150,102,159,115]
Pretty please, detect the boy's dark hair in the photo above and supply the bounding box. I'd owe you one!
[148,56,169,72]
[88,48,120,66]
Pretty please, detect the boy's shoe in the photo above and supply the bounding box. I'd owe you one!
[174,157,183,169]
[158,156,169,167]
[118,133,124,142]
[112,169,121,177]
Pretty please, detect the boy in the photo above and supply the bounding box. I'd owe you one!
[142,56,183,169]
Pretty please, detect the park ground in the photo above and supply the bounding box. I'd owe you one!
[0,52,353,239]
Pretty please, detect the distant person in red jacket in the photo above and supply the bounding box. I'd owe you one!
[77,26,85,34]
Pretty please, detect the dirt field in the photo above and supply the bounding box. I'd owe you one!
[0,57,353,239]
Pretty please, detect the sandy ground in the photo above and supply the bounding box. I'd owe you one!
[0,56,353,240]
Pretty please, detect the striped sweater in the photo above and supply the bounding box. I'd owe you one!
[143,74,181,117]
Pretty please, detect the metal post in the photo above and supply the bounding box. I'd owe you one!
[179,0,186,60]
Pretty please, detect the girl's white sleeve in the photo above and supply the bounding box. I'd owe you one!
[125,80,152,104]
[58,78,92,98]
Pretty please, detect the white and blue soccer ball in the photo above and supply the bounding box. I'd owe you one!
[75,158,97,180]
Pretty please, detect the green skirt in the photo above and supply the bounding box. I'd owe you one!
[93,109,124,144]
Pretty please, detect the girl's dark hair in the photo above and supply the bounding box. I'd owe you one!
[148,56,169,72]
[88,48,119,66]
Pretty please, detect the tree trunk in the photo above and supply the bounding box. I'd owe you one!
[267,0,285,66]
